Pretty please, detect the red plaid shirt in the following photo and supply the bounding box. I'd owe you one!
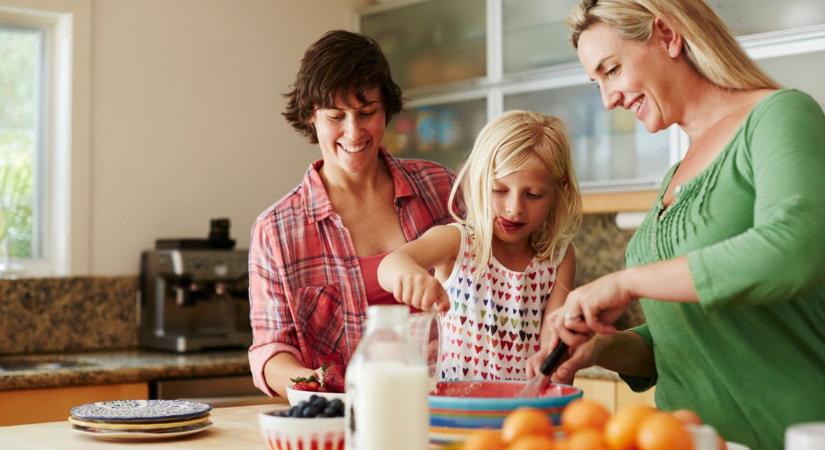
[248,150,455,395]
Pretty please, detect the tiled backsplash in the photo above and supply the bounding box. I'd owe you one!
[0,214,641,355]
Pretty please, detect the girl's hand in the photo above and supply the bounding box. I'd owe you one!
[392,272,450,312]
[526,345,552,379]
[559,271,634,336]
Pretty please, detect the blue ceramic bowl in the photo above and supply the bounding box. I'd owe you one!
[428,381,582,447]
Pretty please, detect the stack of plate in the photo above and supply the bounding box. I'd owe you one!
[68,400,212,440]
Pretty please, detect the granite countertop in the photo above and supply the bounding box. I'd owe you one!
[0,350,250,391]
[0,349,619,392]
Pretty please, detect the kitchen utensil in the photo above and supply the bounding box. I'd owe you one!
[517,341,569,397]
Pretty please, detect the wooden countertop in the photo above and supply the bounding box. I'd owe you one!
[0,404,284,449]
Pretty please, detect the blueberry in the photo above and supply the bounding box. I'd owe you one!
[329,399,344,411]
[308,394,320,403]
[301,405,320,418]
[323,404,340,417]
[289,406,302,417]
[311,396,328,409]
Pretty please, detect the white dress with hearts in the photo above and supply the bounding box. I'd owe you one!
[437,223,566,382]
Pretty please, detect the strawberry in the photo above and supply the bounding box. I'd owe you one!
[319,362,346,393]
[290,375,321,392]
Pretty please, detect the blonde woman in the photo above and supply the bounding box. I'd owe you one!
[378,110,582,381]
[547,1,825,449]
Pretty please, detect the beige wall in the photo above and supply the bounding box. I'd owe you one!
[89,0,368,274]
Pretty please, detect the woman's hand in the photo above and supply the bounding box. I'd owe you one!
[560,271,635,336]
[392,272,450,312]
[525,322,602,385]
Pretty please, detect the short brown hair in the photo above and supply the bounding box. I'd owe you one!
[283,30,404,143]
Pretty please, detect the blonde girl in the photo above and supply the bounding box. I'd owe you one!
[378,110,582,381]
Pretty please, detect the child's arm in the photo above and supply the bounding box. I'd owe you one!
[527,244,576,377]
[378,225,461,312]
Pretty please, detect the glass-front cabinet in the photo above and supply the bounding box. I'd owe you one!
[358,0,825,198]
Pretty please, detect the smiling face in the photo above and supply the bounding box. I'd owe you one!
[577,21,680,133]
[491,156,555,249]
[311,87,386,176]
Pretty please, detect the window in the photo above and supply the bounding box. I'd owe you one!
[0,4,77,277]
[0,24,44,274]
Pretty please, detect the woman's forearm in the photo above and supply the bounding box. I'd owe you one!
[623,257,698,303]
[593,331,656,377]
[263,353,316,397]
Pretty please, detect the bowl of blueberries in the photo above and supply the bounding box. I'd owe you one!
[259,395,346,450]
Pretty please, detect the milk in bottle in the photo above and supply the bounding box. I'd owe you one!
[345,305,429,450]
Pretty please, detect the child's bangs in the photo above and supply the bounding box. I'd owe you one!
[492,138,550,179]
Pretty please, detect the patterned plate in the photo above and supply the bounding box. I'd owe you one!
[68,414,211,430]
[70,421,212,440]
[70,400,212,423]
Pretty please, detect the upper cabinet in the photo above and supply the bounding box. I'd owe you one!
[360,0,486,90]
[358,0,825,210]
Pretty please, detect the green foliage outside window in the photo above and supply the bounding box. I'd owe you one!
[0,28,38,259]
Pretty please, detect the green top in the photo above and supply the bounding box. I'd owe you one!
[623,89,825,450]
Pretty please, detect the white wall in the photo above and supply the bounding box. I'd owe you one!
[89,0,368,274]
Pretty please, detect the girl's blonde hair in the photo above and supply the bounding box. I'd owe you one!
[567,0,779,90]
[448,110,582,270]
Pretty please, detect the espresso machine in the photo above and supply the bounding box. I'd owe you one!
[138,219,252,352]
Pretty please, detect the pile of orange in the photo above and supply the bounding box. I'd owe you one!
[461,399,726,450]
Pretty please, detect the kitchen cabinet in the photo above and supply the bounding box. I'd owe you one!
[0,382,148,426]
[359,0,825,212]
[574,376,656,413]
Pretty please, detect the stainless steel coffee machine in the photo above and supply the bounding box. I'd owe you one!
[138,219,251,352]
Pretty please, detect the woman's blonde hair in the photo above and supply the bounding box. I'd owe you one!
[567,0,779,90]
[448,110,582,270]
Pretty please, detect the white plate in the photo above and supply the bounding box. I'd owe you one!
[727,443,749,450]
[70,421,212,440]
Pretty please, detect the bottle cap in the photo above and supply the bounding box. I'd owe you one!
[786,422,825,450]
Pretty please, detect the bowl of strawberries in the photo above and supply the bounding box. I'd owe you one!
[286,361,347,406]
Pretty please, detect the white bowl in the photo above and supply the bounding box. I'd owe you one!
[259,411,344,450]
[285,386,346,406]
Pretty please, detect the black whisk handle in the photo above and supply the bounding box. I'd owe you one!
[539,342,569,376]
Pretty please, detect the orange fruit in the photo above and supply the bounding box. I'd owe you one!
[463,429,507,450]
[567,428,608,450]
[671,409,703,426]
[635,411,693,450]
[561,399,611,434]
[507,434,557,450]
[501,407,554,443]
[603,405,656,450]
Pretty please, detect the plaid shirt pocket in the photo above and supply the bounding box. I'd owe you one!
[294,285,346,368]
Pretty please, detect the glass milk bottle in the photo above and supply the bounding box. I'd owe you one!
[345,305,429,450]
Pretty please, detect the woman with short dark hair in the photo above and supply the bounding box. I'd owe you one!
[248,30,455,397]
